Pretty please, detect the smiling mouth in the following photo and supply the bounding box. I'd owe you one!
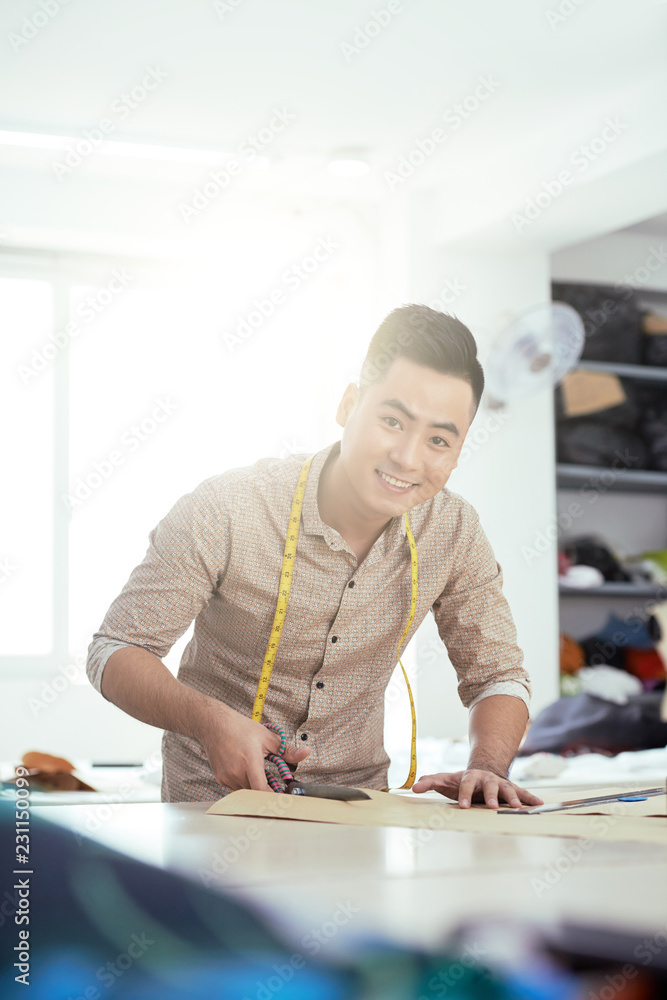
[376,470,417,490]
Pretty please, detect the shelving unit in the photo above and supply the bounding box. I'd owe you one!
[557,463,667,494]
[559,582,667,599]
[554,282,667,633]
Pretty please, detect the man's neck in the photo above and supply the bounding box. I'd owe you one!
[317,449,392,559]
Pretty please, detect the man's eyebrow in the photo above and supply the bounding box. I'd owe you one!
[379,398,460,437]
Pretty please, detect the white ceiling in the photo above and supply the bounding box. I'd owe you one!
[0,0,666,251]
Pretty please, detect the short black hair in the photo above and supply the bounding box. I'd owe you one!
[359,304,485,416]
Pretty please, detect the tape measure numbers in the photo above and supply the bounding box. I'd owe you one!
[251,457,312,721]
[252,456,419,790]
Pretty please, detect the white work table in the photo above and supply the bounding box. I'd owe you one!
[34,788,667,955]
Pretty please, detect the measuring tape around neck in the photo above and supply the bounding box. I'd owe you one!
[252,456,419,790]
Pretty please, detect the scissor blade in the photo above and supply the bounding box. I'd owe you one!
[498,786,665,815]
[285,781,370,801]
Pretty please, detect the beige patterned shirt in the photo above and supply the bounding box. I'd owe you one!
[86,440,531,801]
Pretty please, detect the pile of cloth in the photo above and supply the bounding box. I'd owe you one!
[558,535,667,591]
[518,611,667,758]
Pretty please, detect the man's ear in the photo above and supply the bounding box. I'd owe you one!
[336,383,359,428]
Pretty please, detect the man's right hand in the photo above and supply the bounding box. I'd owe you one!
[195,702,310,793]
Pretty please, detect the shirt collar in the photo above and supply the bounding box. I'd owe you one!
[301,440,341,544]
[300,440,404,556]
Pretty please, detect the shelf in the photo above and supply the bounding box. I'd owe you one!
[574,360,667,382]
[556,463,667,493]
[559,581,667,599]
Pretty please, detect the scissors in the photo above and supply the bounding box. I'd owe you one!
[264,723,370,801]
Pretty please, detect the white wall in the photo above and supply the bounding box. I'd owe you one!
[551,227,667,295]
[402,235,559,741]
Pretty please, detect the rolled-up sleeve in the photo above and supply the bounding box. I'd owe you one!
[86,478,230,696]
[431,508,531,712]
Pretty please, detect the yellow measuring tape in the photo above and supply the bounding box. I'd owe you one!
[251,457,313,722]
[252,456,419,790]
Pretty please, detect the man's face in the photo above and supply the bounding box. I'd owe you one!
[335,356,476,521]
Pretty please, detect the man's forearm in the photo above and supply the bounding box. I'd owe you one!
[100,645,229,744]
[466,694,529,777]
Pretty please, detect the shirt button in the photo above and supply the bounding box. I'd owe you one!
[331,635,338,643]
[348,581,355,588]
[300,733,308,741]
[316,681,324,689]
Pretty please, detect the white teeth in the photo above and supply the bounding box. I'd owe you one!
[379,471,413,489]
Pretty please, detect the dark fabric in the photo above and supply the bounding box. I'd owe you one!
[637,384,667,471]
[562,537,631,583]
[579,637,626,669]
[552,282,642,363]
[643,332,667,367]
[556,419,648,469]
[519,692,667,756]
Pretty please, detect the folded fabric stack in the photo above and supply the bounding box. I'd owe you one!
[560,612,666,700]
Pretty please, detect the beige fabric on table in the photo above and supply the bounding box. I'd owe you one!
[86,440,531,802]
[207,787,667,845]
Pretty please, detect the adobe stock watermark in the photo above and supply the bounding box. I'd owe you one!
[178,107,296,223]
[222,235,339,353]
[277,438,309,460]
[61,397,180,512]
[417,942,490,999]
[199,795,293,887]
[384,75,501,192]
[545,0,588,29]
[530,798,649,899]
[618,244,667,287]
[241,901,360,1000]
[0,556,17,586]
[512,117,627,232]
[359,283,468,390]
[559,245,667,352]
[8,0,73,53]
[71,752,162,846]
[521,448,639,566]
[584,593,667,668]
[213,0,246,17]
[17,268,135,385]
[28,653,87,717]
[339,0,406,63]
[51,66,169,180]
[401,799,462,852]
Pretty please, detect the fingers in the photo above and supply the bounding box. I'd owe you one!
[457,771,481,809]
[412,770,544,810]
[459,773,543,810]
[244,756,273,793]
[411,772,460,799]
[282,745,311,764]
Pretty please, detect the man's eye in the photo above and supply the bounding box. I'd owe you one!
[383,416,400,428]
[431,436,450,448]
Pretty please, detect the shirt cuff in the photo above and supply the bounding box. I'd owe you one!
[86,637,135,697]
[466,681,531,713]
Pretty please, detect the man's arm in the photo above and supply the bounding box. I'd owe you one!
[87,478,309,793]
[100,645,309,793]
[412,694,543,808]
[418,501,543,808]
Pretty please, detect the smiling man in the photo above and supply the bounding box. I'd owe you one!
[87,304,542,810]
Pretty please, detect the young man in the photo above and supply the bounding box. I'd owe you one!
[87,304,543,810]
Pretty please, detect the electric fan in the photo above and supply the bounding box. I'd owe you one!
[484,302,585,408]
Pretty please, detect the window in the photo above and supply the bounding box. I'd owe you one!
[1,235,379,680]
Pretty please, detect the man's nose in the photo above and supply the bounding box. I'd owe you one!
[388,434,420,472]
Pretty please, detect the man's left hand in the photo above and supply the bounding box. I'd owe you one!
[412,769,544,810]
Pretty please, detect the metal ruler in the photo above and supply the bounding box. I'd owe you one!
[498,785,666,814]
